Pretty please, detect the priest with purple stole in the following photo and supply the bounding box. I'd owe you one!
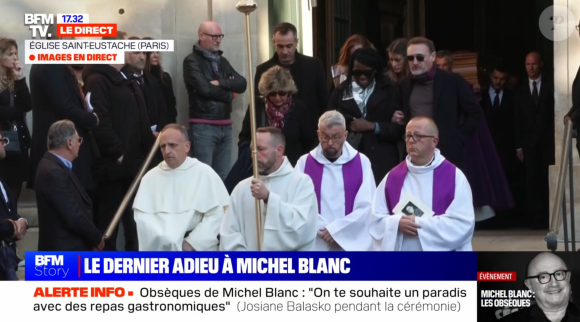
[370,116,475,251]
[295,111,376,251]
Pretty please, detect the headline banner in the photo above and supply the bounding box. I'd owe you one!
[25,252,478,281]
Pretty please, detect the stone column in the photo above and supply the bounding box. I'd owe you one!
[552,1,580,243]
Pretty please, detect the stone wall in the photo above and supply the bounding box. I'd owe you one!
[0,0,274,167]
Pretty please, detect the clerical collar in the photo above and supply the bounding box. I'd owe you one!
[411,155,435,167]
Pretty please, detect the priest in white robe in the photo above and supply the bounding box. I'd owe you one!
[220,127,318,251]
[133,124,229,251]
[295,111,376,251]
[370,116,475,251]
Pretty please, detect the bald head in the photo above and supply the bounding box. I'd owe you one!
[408,116,439,137]
[527,252,567,276]
[405,116,439,165]
[198,21,223,52]
[199,21,221,34]
[525,51,543,79]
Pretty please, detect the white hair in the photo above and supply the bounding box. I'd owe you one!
[318,111,346,129]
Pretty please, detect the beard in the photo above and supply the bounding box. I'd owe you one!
[258,154,276,175]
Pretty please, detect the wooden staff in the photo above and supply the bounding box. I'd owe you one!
[236,0,262,250]
[104,135,160,240]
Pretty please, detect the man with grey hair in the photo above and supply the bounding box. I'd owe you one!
[501,252,578,321]
[183,21,247,181]
[295,111,376,251]
[34,120,104,251]
[133,124,229,251]
[435,50,453,71]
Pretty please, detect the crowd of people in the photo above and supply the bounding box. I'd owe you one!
[0,19,557,280]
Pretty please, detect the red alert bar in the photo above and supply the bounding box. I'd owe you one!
[477,271,517,281]
[57,23,117,37]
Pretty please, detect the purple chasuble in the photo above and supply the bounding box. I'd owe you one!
[304,153,363,215]
[385,159,456,215]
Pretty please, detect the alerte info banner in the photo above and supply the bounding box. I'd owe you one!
[0,251,576,321]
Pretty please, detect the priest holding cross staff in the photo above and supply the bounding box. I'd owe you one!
[370,116,475,251]
[219,0,318,251]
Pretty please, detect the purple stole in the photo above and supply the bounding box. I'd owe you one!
[385,160,456,215]
[304,153,363,215]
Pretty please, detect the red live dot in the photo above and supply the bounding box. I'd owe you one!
[128,291,133,296]
[29,55,35,60]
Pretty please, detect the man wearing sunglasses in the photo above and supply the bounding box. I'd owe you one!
[183,21,248,182]
[0,134,28,280]
[501,252,578,321]
[400,37,482,170]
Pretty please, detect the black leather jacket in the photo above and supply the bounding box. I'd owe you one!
[183,45,247,120]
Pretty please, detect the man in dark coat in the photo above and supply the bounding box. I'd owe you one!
[254,22,328,137]
[35,120,103,252]
[400,37,482,169]
[28,64,99,193]
[83,56,155,251]
[514,52,554,230]
[183,21,247,181]
[0,133,27,280]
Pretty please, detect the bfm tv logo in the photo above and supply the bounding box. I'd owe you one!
[35,255,70,278]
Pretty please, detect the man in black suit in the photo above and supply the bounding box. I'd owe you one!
[28,28,100,194]
[254,22,328,137]
[0,134,27,280]
[480,66,522,227]
[35,120,104,251]
[400,37,482,169]
[514,52,555,230]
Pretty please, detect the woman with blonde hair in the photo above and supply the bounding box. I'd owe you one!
[331,34,375,89]
[226,66,316,192]
[0,37,31,209]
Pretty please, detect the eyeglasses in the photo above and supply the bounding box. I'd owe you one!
[203,33,225,41]
[0,137,8,146]
[405,134,435,142]
[352,70,374,77]
[527,270,569,284]
[407,54,425,62]
[320,134,344,143]
[267,91,288,98]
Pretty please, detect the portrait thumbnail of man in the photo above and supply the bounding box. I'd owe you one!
[499,252,579,321]
[402,202,424,217]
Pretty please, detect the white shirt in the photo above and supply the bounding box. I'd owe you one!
[489,87,503,106]
[529,76,542,94]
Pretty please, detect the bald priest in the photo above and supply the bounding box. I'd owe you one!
[133,124,229,251]
[369,116,475,251]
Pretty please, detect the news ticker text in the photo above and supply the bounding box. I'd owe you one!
[15,281,476,320]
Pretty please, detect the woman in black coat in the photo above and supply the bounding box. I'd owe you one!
[328,48,403,184]
[144,37,178,124]
[0,38,32,208]
[225,66,316,192]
